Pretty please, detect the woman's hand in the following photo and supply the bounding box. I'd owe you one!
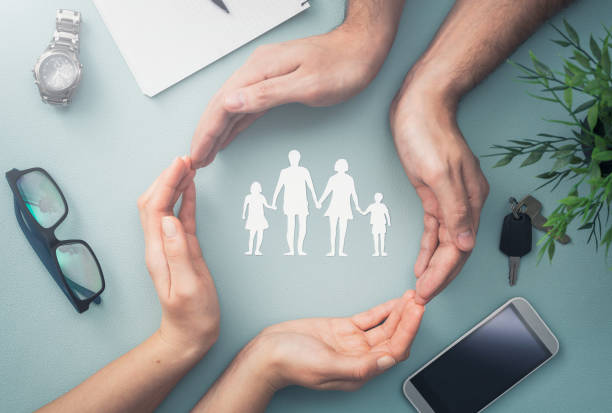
[250,290,424,391]
[190,17,400,168]
[138,157,220,356]
[192,291,424,412]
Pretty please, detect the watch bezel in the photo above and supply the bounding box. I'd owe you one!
[33,48,82,102]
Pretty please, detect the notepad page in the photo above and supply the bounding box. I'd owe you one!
[93,0,310,96]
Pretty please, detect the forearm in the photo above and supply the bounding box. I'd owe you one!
[192,340,277,413]
[405,0,572,103]
[342,0,405,53]
[37,331,206,413]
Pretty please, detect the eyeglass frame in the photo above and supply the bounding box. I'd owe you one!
[6,167,105,313]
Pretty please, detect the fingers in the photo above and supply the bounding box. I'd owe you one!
[223,72,302,114]
[414,213,439,278]
[178,181,197,235]
[327,351,397,384]
[137,157,195,294]
[351,298,399,331]
[415,244,468,305]
[190,44,301,168]
[387,297,425,361]
[148,157,191,212]
[430,173,475,252]
[220,113,267,151]
[162,216,198,290]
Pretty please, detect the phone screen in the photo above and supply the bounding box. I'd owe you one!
[409,304,552,413]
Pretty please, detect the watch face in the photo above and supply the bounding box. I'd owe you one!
[39,54,77,91]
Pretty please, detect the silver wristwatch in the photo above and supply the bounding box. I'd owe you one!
[33,9,83,105]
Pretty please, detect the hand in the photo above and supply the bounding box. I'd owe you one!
[389,69,489,305]
[190,25,392,168]
[245,291,424,392]
[242,215,246,220]
[137,157,220,355]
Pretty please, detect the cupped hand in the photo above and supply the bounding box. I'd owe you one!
[249,291,424,391]
[389,74,489,304]
[190,26,390,168]
[138,157,220,355]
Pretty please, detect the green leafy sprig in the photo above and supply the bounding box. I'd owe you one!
[487,19,612,262]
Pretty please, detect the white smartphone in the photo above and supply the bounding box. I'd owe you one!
[403,297,559,413]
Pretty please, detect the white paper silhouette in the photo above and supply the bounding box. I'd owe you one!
[361,193,391,256]
[242,182,275,255]
[272,150,320,256]
[318,159,361,257]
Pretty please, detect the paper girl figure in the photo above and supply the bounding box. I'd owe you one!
[361,193,391,256]
[319,159,361,257]
[242,182,275,255]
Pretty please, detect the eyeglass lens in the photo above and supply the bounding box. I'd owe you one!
[16,171,65,228]
[56,242,103,299]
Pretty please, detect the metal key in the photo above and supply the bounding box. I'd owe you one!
[500,201,532,286]
[515,195,571,244]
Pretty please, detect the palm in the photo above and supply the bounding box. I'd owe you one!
[259,293,424,391]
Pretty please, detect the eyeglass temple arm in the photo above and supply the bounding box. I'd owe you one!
[13,200,101,304]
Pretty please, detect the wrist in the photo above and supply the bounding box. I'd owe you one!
[155,326,215,363]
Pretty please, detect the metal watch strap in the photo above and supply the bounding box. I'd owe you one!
[51,9,80,53]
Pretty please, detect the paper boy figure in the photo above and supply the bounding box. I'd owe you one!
[361,193,391,256]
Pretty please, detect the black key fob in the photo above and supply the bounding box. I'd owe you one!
[500,213,532,257]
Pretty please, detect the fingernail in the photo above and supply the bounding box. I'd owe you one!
[377,355,396,371]
[225,92,245,109]
[457,230,474,249]
[162,217,176,238]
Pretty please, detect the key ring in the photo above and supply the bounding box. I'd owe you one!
[508,197,525,219]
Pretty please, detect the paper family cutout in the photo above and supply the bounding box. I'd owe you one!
[242,150,391,257]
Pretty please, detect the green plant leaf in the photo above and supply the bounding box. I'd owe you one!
[553,39,571,47]
[587,103,599,131]
[536,171,559,179]
[509,139,533,146]
[548,239,556,261]
[564,87,573,108]
[573,98,597,114]
[573,50,591,69]
[564,18,580,45]
[602,46,611,76]
[542,85,569,92]
[578,222,594,230]
[527,92,557,103]
[493,155,514,167]
[521,148,545,166]
[559,196,580,206]
[530,51,552,74]
[592,150,612,161]
[590,35,602,60]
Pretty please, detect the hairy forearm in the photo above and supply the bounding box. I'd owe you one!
[343,0,405,45]
[406,0,572,103]
[191,340,277,413]
[37,331,206,413]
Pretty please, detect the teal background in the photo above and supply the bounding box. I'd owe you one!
[1,1,611,412]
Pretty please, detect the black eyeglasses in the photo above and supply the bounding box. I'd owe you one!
[6,168,105,313]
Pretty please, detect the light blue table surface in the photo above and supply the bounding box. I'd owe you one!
[1,1,611,412]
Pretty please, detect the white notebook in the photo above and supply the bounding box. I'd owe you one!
[93,0,310,97]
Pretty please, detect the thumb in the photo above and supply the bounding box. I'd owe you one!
[161,216,192,276]
[330,352,397,382]
[431,177,475,251]
[223,73,300,114]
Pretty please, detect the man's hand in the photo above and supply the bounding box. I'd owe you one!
[190,0,405,168]
[138,157,220,354]
[390,73,489,305]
